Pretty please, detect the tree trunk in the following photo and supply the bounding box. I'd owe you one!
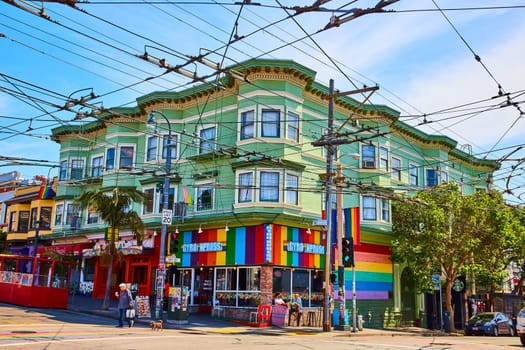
[101,254,114,310]
[445,277,456,333]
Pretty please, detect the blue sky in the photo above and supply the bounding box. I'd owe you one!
[1,0,524,203]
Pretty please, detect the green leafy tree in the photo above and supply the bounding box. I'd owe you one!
[391,183,512,332]
[76,187,144,310]
[507,207,525,295]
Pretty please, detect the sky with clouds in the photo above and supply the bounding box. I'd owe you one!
[1,0,524,202]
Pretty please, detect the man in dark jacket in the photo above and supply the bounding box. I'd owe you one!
[115,283,133,327]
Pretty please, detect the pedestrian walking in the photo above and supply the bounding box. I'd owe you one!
[115,283,134,328]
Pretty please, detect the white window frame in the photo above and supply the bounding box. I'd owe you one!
[54,203,64,226]
[142,187,156,215]
[441,170,448,184]
[380,198,391,223]
[259,170,280,202]
[198,124,216,154]
[86,206,100,225]
[425,168,438,187]
[240,109,255,141]
[118,144,135,169]
[70,158,85,180]
[362,196,377,221]
[196,181,214,212]
[259,107,282,138]
[237,171,254,203]
[162,134,179,161]
[361,144,376,169]
[158,185,177,213]
[392,157,401,181]
[59,160,68,180]
[65,202,81,229]
[90,154,104,177]
[285,172,299,205]
[286,110,300,142]
[409,163,419,186]
[105,147,116,171]
[146,135,158,162]
[379,146,389,170]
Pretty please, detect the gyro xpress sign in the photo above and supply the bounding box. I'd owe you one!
[286,241,324,254]
[182,242,223,253]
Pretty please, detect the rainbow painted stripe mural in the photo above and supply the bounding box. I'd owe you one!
[177,224,324,269]
[344,242,393,300]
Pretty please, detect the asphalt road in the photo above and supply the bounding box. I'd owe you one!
[1,304,524,350]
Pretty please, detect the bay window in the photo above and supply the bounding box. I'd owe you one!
[286,111,299,142]
[238,172,253,203]
[260,172,279,202]
[240,110,255,140]
[261,109,280,138]
[362,196,377,221]
[106,147,115,171]
[285,173,298,205]
[119,146,134,169]
[91,156,103,177]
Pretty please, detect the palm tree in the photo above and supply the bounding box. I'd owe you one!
[76,187,145,310]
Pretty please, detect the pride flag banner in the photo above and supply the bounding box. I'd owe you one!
[181,184,193,205]
[38,179,55,199]
[344,207,360,245]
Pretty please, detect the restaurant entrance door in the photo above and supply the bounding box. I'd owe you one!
[195,268,213,313]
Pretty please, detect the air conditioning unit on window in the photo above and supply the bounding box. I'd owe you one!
[362,161,376,169]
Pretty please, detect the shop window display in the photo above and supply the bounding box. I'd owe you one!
[215,267,260,307]
[273,268,324,307]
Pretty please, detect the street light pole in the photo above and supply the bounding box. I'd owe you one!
[149,110,172,321]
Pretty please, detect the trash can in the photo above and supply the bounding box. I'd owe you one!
[443,311,450,333]
[357,314,364,331]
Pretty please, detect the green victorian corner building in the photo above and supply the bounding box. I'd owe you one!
[48,59,497,328]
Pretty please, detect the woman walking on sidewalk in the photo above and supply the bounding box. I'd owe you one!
[115,283,134,328]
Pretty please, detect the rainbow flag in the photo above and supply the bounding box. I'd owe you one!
[344,207,360,245]
[182,184,193,205]
[38,179,55,200]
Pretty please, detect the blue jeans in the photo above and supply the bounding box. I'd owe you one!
[118,308,127,327]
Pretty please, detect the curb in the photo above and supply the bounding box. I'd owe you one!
[68,305,451,338]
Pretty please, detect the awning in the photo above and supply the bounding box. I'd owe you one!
[37,243,92,257]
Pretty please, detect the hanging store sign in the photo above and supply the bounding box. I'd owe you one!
[286,241,324,254]
[182,242,223,253]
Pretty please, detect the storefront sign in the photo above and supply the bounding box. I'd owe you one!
[182,242,223,253]
[264,224,272,263]
[286,241,324,254]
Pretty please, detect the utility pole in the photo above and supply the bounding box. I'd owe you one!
[312,80,379,333]
[322,79,335,333]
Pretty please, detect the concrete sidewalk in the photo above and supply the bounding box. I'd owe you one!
[67,294,448,338]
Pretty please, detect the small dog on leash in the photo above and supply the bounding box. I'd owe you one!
[150,320,163,331]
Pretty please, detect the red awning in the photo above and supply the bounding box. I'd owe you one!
[37,243,92,257]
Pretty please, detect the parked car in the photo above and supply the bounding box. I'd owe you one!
[464,312,515,336]
[516,307,525,345]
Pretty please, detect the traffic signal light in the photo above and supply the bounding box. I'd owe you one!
[342,237,354,267]
[169,232,179,254]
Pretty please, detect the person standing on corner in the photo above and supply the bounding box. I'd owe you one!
[115,283,133,328]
